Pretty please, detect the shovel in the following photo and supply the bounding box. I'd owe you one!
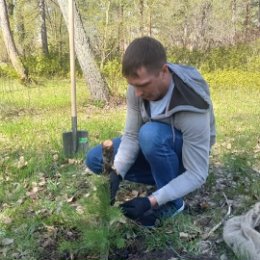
[62,0,88,157]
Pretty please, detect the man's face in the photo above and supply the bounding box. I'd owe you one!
[126,65,171,101]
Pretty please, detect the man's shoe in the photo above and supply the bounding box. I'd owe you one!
[136,201,185,227]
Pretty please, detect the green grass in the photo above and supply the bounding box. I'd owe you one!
[0,70,260,259]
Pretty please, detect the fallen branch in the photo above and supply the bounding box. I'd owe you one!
[202,192,232,240]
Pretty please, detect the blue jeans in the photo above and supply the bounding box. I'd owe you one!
[85,122,185,208]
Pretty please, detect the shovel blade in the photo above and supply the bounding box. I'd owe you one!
[62,130,88,157]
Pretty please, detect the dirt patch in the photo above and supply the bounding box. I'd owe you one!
[110,248,219,260]
[108,230,219,260]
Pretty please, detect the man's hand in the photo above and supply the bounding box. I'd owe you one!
[120,197,151,220]
[110,169,122,205]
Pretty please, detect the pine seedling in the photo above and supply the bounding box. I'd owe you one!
[63,139,123,259]
[75,175,123,259]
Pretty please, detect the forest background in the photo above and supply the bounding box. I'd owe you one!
[0,0,259,91]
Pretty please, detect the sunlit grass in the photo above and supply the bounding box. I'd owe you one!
[0,70,260,259]
[0,78,89,109]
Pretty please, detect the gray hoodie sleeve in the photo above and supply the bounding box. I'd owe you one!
[113,86,143,178]
[152,111,211,206]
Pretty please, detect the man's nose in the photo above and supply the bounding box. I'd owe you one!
[135,88,143,97]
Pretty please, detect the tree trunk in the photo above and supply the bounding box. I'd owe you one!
[118,2,126,54]
[182,22,188,48]
[244,0,251,41]
[231,0,237,44]
[0,0,28,81]
[258,0,260,29]
[148,7,152,36]
[199,1,212,49]
[100,0,111,71]
[57,0,109,102]
[14,5,26,55]
[139,0,145,36]
[7,1,14,15]
[39,0,49,55]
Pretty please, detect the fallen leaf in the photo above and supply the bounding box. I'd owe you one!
[67,196,76,203]
[32,186,39,193]
[84,193,90,198]
[220,254,228,260]
[42,238,55,248]
[68,159,76,164]
[17,198,25,205]
[254,142,260,153]
[53,154,59,161]
[199,201,209,209]
[179,232,189,238]
[26,186,40,199]
[76,205,84,214]
[38,177,46,187]
[226,143,232,149]
[2,238,14,246]
[32,182,38,187]
[11,253,20,258]
[17,156,28,169]
[3,216,12,225]
[66,231,74,238]
[179,232,199,241]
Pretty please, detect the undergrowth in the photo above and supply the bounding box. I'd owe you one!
[0,56,259,259]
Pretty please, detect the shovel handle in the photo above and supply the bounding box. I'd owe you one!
[69,0,76,118]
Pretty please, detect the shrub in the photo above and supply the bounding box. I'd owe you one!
[0,63,18,78]
[23,52,71,77]
[167,41,260,73]
[204,70,260,89]
[102,59,126,97]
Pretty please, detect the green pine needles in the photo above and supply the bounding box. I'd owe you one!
[58,175,124,259]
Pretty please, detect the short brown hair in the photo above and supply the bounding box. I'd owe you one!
[122,37,167,77]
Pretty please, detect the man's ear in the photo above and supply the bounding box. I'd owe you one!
[161,64,169,74]
[160,64,170,79]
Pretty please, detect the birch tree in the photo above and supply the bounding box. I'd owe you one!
[57,0,109,102]
[39,0,49,55]
[0,0,28,80]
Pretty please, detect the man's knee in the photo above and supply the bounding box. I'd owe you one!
[85,137,121,174]
[85,146,102,173]
[139,122,170,156]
